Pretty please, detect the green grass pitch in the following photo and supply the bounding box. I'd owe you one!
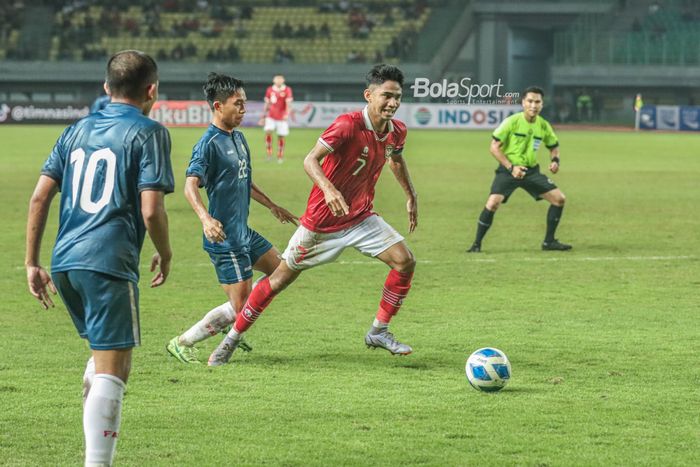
[0,125,698,466]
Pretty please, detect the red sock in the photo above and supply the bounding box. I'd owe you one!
[265,134,272,156]
[376,269,413,323]
[277,137,285,159]
[233,277,276,333]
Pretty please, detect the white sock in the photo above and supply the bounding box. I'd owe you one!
[82,356,96,405]
[84,374,125,466]
[370,318,389,334]
[226,328,242,341]
[179,302,235,346]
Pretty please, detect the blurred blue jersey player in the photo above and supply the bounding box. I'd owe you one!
[25,50,173,466]
[166,73,297,364]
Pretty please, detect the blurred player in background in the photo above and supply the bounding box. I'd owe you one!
[166,73,297,364]
[25,50,173,466]
[209,64,418,367]
[467,86,571,253]
[260,74,293,163]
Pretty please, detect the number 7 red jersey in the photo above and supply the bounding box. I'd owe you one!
[300,107,407,233]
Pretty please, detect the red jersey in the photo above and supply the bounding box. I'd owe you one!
[300,107,407,233]
[265,85,293,120]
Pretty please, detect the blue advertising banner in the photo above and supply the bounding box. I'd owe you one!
[638,105,657,130]
[639,105,700,132]
[679,106,700,131]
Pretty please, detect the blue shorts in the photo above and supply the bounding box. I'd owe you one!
[209,229,273,284]
[249,229,274,265]
[52,270,140,350]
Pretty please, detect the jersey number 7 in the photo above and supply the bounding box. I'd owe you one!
[352,158,367,176]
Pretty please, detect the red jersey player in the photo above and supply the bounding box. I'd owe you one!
[260,74,293,163]
[209,64,419,366]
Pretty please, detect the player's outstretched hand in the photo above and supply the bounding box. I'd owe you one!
[407,197,418,233]
[26,265,57,309]
[324,188,349,217]
[549,161,559,174]
[150,253,171,288]
[202,216,226,243]
[270,205,299,226]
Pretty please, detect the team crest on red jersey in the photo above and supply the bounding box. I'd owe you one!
[384,145,394,158]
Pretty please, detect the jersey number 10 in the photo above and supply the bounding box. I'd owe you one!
[69,148,116,214]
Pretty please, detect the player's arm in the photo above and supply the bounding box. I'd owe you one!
[251,182,298,225]
[283,96,293,120]
[184,175,226,243]
[141,190,172,288]
[548,146,561,174]
[303,142,349,217]
[25,175,59,309]
[388,152,418,233]
[490,138,526,179]
[259,97,270,125]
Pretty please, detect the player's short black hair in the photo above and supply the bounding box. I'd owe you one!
[523,86,545,98]
[203,72,245,109]
[106,50,158,101]
[366,64,404,88]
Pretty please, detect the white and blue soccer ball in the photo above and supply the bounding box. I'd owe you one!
[465,347,512,392]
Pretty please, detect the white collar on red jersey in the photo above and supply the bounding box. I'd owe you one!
[362,106,393,142]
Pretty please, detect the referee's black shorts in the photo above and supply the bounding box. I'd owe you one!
[489,164,557,203]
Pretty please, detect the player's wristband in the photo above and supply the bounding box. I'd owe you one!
[551,157,560,164]
[506,164,514,173]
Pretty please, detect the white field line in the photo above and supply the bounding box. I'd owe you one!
[467,255,696,264]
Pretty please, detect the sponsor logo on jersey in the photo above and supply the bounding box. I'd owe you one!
[385,145,394,158]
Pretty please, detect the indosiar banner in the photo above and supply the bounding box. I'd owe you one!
[149,100,519,130]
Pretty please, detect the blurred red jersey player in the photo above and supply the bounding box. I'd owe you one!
[260,74,293,163]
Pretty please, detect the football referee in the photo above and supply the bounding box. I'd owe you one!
[467,86,572,252]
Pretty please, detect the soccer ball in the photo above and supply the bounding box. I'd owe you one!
[465,347,512,392]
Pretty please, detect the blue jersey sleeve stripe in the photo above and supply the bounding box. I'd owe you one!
[138,182,174,194]
[185,167,205,178]
[40,169,62,184]
[206,133,219,146]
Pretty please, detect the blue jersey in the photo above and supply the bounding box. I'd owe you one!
[186,124,252,253]
[90,95,111,114]
[41,103,174,282]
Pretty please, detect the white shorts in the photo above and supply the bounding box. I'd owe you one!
[282,215,404,271]
[264,117,290,136]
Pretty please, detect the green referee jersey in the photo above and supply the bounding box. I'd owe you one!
[492,112,559,167]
